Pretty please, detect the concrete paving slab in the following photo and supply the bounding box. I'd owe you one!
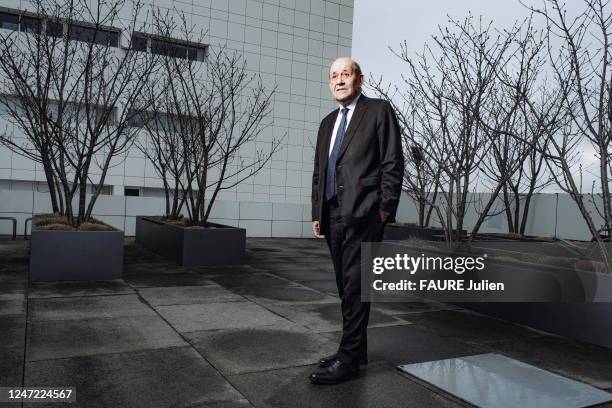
[228,363,462,408]
[263,303,406,333]
[137,285,245,306]
[323,325,486,366]
[209,273,291,289]
[26,315,187,361]
[0,298,25,316]
[0,242,29,264]
[23,347,246,408]
[190,400,254,408]
[122,261,186,276]
[185,321,337,375]
[255,260,330,269]
[124,272,218,288]
[28,280,134,299]
[0,264,27,283]
[0,315,25,349]
[399,353,612,408]
[155,301,289,333]
[233,283,338,305]
[403,310,542,345]
[267,269,336,282]
[372,301,450,315]
[191,265,266,277]
[0,281,26,298]
[297,280,340,297]
[0,347,24,387]
[483,334,612,389]
[29,294,156,321]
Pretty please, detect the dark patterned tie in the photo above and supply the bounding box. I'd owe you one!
[326,108,349,201]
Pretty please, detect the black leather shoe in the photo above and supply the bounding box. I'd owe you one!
[318,353,368,368]
[310,359,359,385]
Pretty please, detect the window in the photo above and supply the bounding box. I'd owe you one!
[22,16,42,34]
[0,12,19,31]
[151,38,187,58]
[131,32,207,62]
[45,20,63,37]
[187,46,207,62]
[0,11,41,33]
[124,187,140,197]
[131,32,148,51]
[94,106,117,126]
[68,24,119,46]
[127,111,145,127]
[0,7,120,47]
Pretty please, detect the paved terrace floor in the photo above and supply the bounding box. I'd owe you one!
[1,237,612,408]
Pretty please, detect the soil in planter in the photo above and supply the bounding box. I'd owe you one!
[158,216,223,229]
[34,214,113,231]
[472,232,557,242]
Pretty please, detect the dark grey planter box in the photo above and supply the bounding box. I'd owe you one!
[456,240,612,348]
[135,216,246,266]
[30,221,124,281]
[459,302,612,349]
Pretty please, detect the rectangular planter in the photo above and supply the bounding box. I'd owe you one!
[135,216,246,266]
[458,302,612,349]
[456,240,612,348]
[30,222,124,281]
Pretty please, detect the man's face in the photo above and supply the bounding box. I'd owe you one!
[328,59,363,106]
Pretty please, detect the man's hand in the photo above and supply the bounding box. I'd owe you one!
[379,210,390,224]
[312,221,325,238]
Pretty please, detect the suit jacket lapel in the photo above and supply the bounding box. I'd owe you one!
[321,109,338,173]
[337,95,367,161]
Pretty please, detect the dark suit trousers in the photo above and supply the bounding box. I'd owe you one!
[324,197,384,364]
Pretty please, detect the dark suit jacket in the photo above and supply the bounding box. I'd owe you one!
[311,94,404,230]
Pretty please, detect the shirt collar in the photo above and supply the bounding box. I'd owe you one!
[338,92,361,112]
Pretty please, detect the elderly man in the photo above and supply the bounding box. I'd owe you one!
[310,57,404,384]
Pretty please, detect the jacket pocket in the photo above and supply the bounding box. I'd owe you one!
[359,176,380,187]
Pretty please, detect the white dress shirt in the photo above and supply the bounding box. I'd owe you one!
[328,93,361,157]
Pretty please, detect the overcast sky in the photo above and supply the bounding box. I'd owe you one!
[350,0,597,192]
[351,0,586,85]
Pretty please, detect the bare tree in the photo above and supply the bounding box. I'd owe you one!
[515,0,611,263]
[368,82,442,228]
[374,15,516,241]
[135,10,281,226]
[469,18,555,236]
[0,0,156,224]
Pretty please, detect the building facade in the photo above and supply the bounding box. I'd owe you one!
[0,0,355,237]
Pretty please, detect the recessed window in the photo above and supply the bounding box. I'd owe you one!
[1,7,122,47]
[188,46,207,62]
[131,32,207,62]
[22,16,42,34]
[127,112,145,128]
[151,38,187,58]
[131,33,148,51]
[0,12,19,31]
[45,20,63,37]
[68,24,119,47]
[124,187,140,197]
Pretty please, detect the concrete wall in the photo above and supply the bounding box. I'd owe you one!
[0,188,604,240]
[0,0,354,211]
[394,191,599,241]
[0,189,313,238]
